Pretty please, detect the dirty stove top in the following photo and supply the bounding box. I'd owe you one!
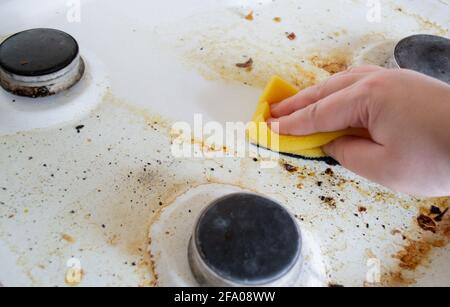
[0,0,449,287]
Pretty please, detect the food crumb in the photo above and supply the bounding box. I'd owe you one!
[358,206,367,213]
[244,11,254,21]
[75,125,85,133]
[236,58,253,71]
[325,168,334,176]
[273,17,282,23]
[417,214,437,233]
[282,163,298,173]
[62,234,75,244]
[434,208,449,222]
[320,196,336,209]
[430,206,442,215]
[286,32,297,40]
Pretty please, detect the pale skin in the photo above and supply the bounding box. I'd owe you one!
[267,65,450,197]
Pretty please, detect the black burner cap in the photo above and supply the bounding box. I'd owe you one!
[0,28,79,77]
[395,34,450,84]
[195,193,301,285]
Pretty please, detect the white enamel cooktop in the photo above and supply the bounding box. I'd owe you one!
[0,0,449,287]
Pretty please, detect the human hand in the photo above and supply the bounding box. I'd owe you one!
[267,66,450,197]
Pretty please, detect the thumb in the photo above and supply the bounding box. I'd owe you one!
[323,136,388,184]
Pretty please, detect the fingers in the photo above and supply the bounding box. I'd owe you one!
[270,73,364,118]
[323,136,387,184]
[268,82,370,135]
[270,65,385,119]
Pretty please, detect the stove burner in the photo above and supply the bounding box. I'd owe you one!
[0,28,85,97]
[189,193,302,286]
[395,34,450,84]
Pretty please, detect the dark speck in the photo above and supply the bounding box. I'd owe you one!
[329,284,344,287]
[325,168,334,176]
[75,125,85,133]
[283,163,298,173]
[434,208,449,222]
[417,215,437,233]
[319,196,336,208]
[430,206,442,215]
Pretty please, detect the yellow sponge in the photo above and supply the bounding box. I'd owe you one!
[247,76,365,158]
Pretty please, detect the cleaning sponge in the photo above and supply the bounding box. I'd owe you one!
[247,76,364,158]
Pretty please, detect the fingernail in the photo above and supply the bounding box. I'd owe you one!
[322,143,335,157]
[267,119,280,132]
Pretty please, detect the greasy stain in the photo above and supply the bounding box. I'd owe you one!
[309,50,352,75]
[62,234,76,244]
[65,269,85,287]
[282,162,298,173]
[161,0,449,93]
[383,200,450,286]
[1,2,450,286]
[393,5,449,36]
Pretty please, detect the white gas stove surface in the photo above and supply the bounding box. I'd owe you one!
[0,0,449,287]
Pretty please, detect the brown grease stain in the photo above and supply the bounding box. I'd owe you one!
[62,234,76,244]
[383,199,450,286]
[244,11,254,21]
[309,51,351,75]
[65,270,85,287]
[381,271,416,287]
[394,5,449,36]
